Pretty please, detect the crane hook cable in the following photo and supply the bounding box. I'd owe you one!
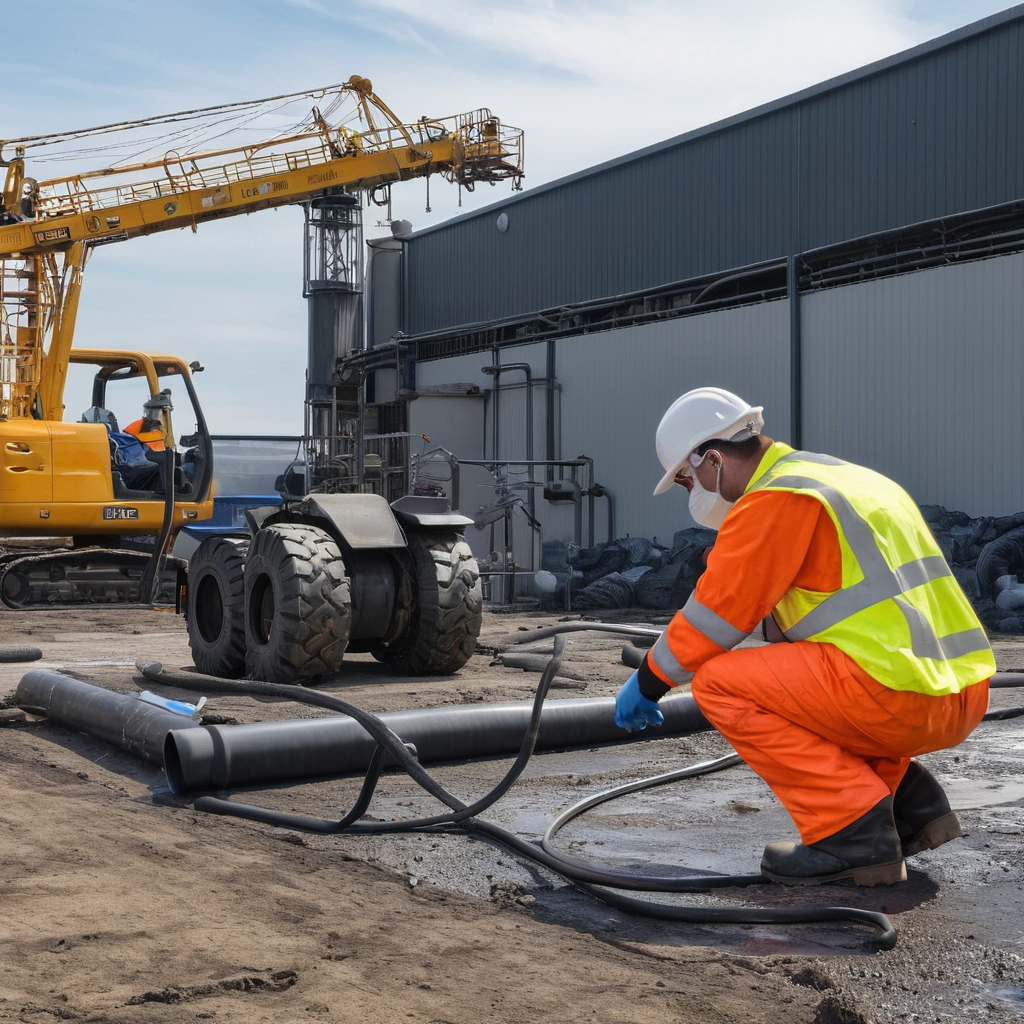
[138,635,897,948]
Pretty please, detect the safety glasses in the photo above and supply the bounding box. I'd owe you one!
[674,450,711,490]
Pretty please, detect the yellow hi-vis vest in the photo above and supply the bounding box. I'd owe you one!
[747,449,995,696]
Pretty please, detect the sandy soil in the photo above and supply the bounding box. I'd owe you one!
[1,605,1023,1024]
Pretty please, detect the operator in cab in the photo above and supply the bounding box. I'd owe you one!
[124,390,171,451]
[615,387,993,887]
[123,413,166,451]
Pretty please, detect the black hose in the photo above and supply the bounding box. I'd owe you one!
[514,621,663,645]
[621,643,645,669]
[981,672,1024,721]
[991,671,1024,687]
[140,447,176,606]
[542,752,746,875]
[143,630,898,949]
[184,637,570,834]
[0,645,42,663]
[983,705,1024,721]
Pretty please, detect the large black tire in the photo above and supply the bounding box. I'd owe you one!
[187,537,248,678]
[376,530,482,675]
[244,523,351,684]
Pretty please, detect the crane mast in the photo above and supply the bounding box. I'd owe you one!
[0,75,523,424]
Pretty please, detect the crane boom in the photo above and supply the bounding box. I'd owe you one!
[0,75,523,421]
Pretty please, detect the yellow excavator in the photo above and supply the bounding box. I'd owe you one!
[0,77,522,680]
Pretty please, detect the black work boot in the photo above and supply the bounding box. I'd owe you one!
[760,796,906,887]
[893,760,962,856]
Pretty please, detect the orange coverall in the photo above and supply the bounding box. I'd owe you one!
[124,419,166,451]
[641,490,989,845]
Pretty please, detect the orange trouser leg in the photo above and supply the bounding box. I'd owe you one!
[690,641,990,845]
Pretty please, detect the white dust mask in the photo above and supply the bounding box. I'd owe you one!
[687,457,734,530]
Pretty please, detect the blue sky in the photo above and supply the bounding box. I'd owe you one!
[2,0,1015,433]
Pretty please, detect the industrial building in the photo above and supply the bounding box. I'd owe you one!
[359,6,1024,593]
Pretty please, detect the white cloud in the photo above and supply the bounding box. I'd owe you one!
[344,0,960,183]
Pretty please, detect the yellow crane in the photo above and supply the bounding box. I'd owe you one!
[0,75,523,617]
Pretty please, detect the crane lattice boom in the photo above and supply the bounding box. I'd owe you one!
[0,75,523,421]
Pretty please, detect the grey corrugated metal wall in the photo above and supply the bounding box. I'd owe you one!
[555,304,792,546]
[406,251,1024,565]
[402,8,1024,334]
[800,250,1024,517]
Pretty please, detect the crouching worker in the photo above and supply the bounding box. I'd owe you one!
[615,386,992,887]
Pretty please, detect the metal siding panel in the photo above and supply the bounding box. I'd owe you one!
[407,396,487,465]
[921,58,940,216]
[990,32,1005,201]
[956,42,971,212]
[414,352,491,388]
[496,381,528,463]
[554,302,791,547]
[901,63,917,223]
[413,346,549,476]
[801,252,1024,516]
[401,18,1024,333]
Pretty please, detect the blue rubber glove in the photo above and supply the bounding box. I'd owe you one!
[614,671,665,732]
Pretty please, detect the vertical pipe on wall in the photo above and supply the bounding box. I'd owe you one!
[788,253,802,450]
[489,346,501,461]
[482,359,540,596]
[546,339,557,476]
[483,361,535,519]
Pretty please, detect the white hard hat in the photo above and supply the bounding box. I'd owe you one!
[653,387,764,495]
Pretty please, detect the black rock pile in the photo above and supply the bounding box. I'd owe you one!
[544,506,1024,634]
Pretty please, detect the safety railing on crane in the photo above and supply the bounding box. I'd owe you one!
[24,109,520,223]
[0,258,49,420]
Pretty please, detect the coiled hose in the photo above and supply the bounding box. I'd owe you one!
[140,627,899,949]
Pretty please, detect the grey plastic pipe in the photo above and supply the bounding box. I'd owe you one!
[13,666,711,794]
[15,668,202,765]
[163,691,711,795]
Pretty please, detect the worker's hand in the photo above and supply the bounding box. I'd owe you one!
[614,671,665,732]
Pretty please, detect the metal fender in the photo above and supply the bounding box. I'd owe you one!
[390,494,474,530]
[262,493,406,550]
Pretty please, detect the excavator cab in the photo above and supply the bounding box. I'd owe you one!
[0,348,214,537]
[66,350,214,508]
[0,350,214,608]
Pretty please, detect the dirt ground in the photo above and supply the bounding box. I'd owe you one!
[1,604,1023,1024]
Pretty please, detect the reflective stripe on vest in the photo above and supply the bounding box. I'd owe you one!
[748,452,993,695]
[681,593,749,649]
[648,592,750,683]
[650,631,690,682]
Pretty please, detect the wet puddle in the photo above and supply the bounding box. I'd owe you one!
[943,776,1024,809]
[981,984,1024,1008]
